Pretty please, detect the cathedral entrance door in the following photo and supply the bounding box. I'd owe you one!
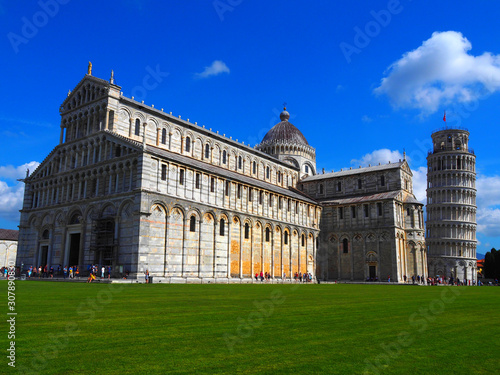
[369,265,376,280]
[68,233,81,266]
[39,245,48,268]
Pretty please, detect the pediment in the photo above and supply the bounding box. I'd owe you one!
[60,75,116,114]
[26,131,142,182]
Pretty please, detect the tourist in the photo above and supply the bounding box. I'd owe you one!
[101,266,105,279]
[145,269,149,283]
[49,266,54,278]
[63,266,67,279]
[387,275,390,282]
[255,273,258,281]
[107,266,111,279]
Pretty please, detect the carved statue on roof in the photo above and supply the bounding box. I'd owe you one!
[88,61,92,75]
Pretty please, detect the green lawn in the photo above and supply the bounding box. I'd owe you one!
[7,281,500,374]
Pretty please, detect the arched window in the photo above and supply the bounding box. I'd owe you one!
[42,230,50,239]
[265,227,270,242]
[278,171,281,183]
[135,119,140,136]
[219,218,225,236]
[305,165,309,173]
[301,234,305,246]
[222,150,227,164]
[185,137,191,152]
[380,175,385,186]
[189,216,196,232]
[284,231,288,245]
[161,128,167,145]
[205,144,210,159]
[69,213,81,225]
[244,223,249,239]
[319,184,324,194]
[266,166,270,179]
[238,156,242,169]
[253,161,256,174]
[343,238,349,253]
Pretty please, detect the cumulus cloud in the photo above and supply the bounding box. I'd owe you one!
[374,31,500,114]
[351,149,426,202]
[0,161,40,181]
[351,149,404,167]
[0,161,39,223]
[411,166,427,203]
[476,175,500,237]
[195,60,230,79]
[477,208,500,237]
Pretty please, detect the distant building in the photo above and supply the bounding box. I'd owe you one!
[16,67,425,282]
[0,229,18,269]
[426,128,477,282]
[301,161,427,282]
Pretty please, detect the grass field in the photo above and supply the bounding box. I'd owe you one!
[6,281,500,374]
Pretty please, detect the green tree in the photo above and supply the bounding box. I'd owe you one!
[483,248,499,279]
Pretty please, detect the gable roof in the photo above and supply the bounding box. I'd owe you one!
[146,143,319,205]
[0,229,19,241]
[302,161,409,182]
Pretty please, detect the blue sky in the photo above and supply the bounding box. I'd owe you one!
[1,0,499,256]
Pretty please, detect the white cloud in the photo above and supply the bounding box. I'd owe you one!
[476,175,500,208]
[0,161,40,181]
[374,31,500,114]
[475,175,500,237]
[351,149,427,203]
[351,149,404,167]
[477,208,500,237]
[411,166,427,203]
[195,60,230,79]
[0,161,39,223]
[361,115,373,123]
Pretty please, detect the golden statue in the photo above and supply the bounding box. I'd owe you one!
[88,61,92,75]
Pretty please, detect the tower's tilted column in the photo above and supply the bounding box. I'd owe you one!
[426,128,477,283]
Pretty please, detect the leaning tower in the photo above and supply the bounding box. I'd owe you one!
[426,128,477,282]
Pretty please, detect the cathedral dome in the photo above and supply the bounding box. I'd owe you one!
[260,108,309,146]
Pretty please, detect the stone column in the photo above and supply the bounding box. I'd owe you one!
[105,109,110,130]
[60,125,65,144]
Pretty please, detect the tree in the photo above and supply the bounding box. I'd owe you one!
[483,248,500,279]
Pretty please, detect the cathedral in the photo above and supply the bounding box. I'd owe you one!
[16,67,427,282]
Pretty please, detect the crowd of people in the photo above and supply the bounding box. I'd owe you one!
[253,271,313,283]
[11,264,113,282]
[3,265,497,286]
